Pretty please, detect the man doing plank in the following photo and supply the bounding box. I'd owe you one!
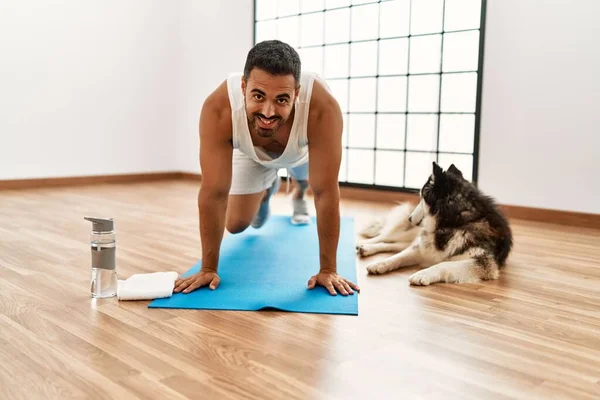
[174,40,359,296]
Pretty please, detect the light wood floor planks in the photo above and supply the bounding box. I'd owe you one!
[1,180,599,400]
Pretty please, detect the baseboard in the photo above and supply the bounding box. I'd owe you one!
[497,204,600,230]
[335,184,600,229]
[1,172,598,229]
[179,172,203,181]
[337,185,419,205]
[0,171,190,190]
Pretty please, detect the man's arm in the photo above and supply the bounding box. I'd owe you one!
[174,86,232,293]
[306,81,359,296]
[197,95,232,273]
[308,98,343,274]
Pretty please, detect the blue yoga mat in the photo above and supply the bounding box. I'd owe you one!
[149,215,358,315]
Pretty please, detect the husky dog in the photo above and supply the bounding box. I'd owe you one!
[357,162,513,286]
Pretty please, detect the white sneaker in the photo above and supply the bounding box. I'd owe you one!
[291,198,310,225]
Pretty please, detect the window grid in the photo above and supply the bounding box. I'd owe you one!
[253,0,486,191]
[372,4,381,186]
[402,0,413,188]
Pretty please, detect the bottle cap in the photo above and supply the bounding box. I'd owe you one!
[84,216,114,232]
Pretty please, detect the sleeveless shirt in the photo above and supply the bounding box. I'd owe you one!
[226,71,319,169]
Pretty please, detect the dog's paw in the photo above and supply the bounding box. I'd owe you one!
[366,261,391,275]
[408,270,437,286]
[355,244,363,255]
[356,244,374,257]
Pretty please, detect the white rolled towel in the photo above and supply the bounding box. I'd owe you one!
[117,271,179,301]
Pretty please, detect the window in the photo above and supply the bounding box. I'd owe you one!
[254,0,485,191]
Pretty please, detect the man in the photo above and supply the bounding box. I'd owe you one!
[174,40,359,296]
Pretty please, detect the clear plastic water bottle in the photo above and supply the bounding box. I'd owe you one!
[84,216,118,298]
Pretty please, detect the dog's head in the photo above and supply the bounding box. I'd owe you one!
[408,162,470,229]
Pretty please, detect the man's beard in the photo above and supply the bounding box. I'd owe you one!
[248,112,284,138]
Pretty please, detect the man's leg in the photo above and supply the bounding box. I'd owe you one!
[226,150,280,233]
[250,175,280,229]
[289,161,310,225]
[226,190,271,233]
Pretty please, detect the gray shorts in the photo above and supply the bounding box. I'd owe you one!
[229,149,309,195]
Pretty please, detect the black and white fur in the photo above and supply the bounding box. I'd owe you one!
[357,162,513,286]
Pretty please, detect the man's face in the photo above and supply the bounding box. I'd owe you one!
[242,68,299,138]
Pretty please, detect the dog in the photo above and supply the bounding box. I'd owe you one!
[357,162,513,286]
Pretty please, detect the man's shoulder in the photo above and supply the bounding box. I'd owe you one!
[200,79,233,139]
[308,75,341,121]
[201,78,234,127]
[204,79,231,113]
[305,75,343,144]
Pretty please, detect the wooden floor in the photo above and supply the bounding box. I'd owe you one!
[1,180,599,400]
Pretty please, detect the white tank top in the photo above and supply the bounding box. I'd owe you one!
[226,71,320,169]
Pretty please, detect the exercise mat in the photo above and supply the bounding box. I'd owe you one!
[149,215,358,315]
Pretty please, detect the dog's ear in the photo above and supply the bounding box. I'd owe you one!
[432,161,443,178]
[447,164,464,178]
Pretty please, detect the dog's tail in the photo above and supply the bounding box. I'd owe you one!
[359,218,384,238]
[386,202,415,232]
[359,202,415,238]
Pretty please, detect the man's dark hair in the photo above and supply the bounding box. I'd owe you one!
[243,40,301,86]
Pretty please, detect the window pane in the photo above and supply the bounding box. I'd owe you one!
[409,34,442,74]
[349,78,376,112]
[351,3,379,41]
[442,31,480,72]
[408,75,440,112]
[350,41,378,77]
[439,114,475,153]
[327,79,349,112]
[324,44,349,78]
[277,0,299,17]
[301,12,324,47]
[406,115,438,151]
[405,152,436,189]
[299,47,323,75]
[440,72,477,112]
[377,76,407,112]
[256,0,482,190]
[302,0,324,13]
[444,0,481,31]
[437,154,473,182]
[380,0,410,38]
[349,114,375,148]
[379,38,408,76]
[342,113,349,147]
[348,149,374,184]
[326,0,351,9]
[256,0,277,20]
[339,148,348,181]
[375,150,404,187]
[256,20,277,43]
[410,0,443,35]
[376,114,405,150]
[277,16,300,48]
[325,8,350,44]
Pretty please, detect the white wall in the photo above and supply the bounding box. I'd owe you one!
[176,0,254,174]
[478,0,600,214]
[0,0,253,180]
[0,0,181,179]
[2,0,597,215]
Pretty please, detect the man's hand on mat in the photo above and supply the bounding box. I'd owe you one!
[173,270,220,294]
[307,272,360,296]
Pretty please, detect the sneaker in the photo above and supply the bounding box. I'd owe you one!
[251,177,281,229]
[291,197,310,225]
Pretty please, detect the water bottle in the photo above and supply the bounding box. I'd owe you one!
[84,216,118,298]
